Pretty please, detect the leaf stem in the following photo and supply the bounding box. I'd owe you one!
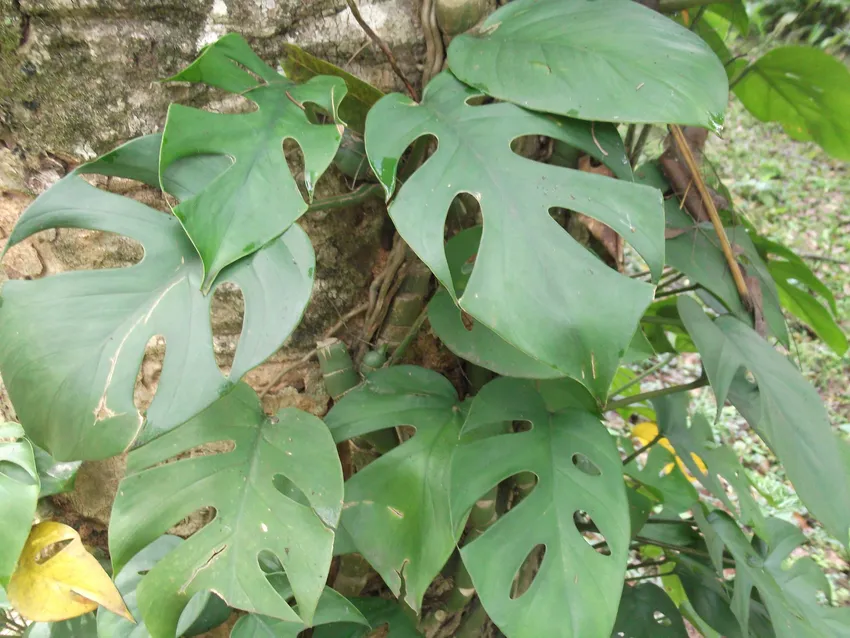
[627,558,669,571]
[629,124,653,165]
[622,432,663,466]
[344,0,419,101]
[611,353,677,398]
[307,183,382,212]
[607,375,708,411]
[385,305,429,367]
[670,124,750,307]
[655,283,701,299]
[635,536,736,565]
[640,315,685,329]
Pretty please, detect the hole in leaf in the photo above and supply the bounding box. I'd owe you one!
[653,610,672,626]
[513,420,533,433]
[273,474,310,507]
[510,544,545,599]
[574,510,610,556]
[258,550,285,574]
[134,335,165,413]
[463,94,493,107]
[510,471,537,502]
[444,217,482,298]
[283,138,310,201]
[210,282,244,375]
[572,453,601,476]
[34,539,73,564]
[169,506,218,538]
[0,461,36,487]
[50,228,145,271]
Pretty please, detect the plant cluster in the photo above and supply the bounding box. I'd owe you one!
[1,0,849,636]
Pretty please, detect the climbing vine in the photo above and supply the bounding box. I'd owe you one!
[1,0,850,636]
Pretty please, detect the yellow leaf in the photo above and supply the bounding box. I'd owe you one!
[631,422,707,481]
[7,521,133,623]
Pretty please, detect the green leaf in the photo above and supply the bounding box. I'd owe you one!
[447,0,728,128]
[109,383,343,637]
[612,583,688,637]
[710,512,850,637]
[313,597,422,638]
[0,135,314,460]
[0,422,38,586]
[230,588,368,638]
[769,261,847,355]
[734,46,850,161]
[625,446,699,516]
[450,377,629,637]
[366,72,664,399]
[427,227,565,379]
[325,366,465,611]
[97,535,230,638]
[707,1,749,36]
[653,395,766,537]
[280,43,383,134]
[678,296,850,545]
[160,33,346,289]
[24,614,98,638]
[31,447,79,498]
[636,161,787,344]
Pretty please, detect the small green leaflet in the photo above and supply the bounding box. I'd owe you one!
[109,383,343,637]
[679,296,850,545]
[160,34,346,289]
[451,377,629,637]
[710,513,850,637]
[325,366,466,611]
[734,46,850,161]
[312,597,422,637]
[447,0,728,128]
[0,422,38,586]
[366,72,664,400]
[0,134,314,460]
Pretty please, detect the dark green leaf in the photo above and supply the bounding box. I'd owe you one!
[109,383,343,636]
[710,512,850,637]
[447,0,728,127]
[625,446,699,516]
[679,296,850,544]
[325,367,465,611]
[161,33,346,288]
[31,445,80,498]
[0,135,314,460]
[451,377,629,637]
[0,422,38,586]
[612,583,688,637]
[230,588,368,638]
[280,43,383,134]
[313,597,422,638]
[734,46,850,161]
[707,1,749,36]
[366,72,664,399]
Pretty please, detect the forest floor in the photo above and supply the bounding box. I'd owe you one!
[705,99,850,601]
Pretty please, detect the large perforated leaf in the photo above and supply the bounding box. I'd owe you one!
[734,46,850,161]
[109,383,343,637]
[710,513,850,637]
[366,72,664,399]
[0,135,314,461]
[160,33,346,288]
[679,296,850,545]
[450,377,629,637]
[325,367,466,611]
[447,0,728,128]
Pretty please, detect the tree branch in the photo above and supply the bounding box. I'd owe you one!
[607,375,708,411]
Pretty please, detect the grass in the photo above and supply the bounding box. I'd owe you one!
[704,99,850,603]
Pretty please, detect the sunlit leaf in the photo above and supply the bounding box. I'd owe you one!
[447,0,728,127]
[160,33,346,288]
[734,46,850,161]
[109,383,343,637]
[632,420,707,481]
[8,522,131,623]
